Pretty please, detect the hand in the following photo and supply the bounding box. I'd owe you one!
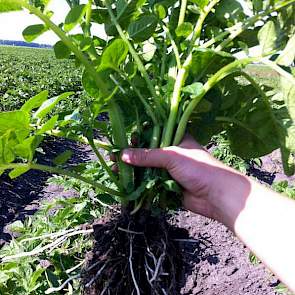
[121,135,251,231]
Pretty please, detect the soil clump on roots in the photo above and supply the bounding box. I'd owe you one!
[82,209,188,295]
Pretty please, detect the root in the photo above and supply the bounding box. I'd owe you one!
[82,210,182,295]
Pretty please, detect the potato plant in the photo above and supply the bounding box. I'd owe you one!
[0,0,295,293]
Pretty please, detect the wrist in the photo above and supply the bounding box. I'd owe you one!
[210,169,252,231]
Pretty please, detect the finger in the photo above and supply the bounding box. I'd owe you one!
[109,153,117,162]
[111,163,119,174]
[179,134,204,150]
[121,148,175,169]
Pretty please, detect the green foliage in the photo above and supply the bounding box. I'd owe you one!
[1,0,294,206]
[0,46,87,112]
[210,134,249,174]
[0,191,105,294]
[272,180,295,199]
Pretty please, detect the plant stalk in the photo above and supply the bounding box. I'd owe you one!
[104,0,167,121]
[108,100,134,191]
[178,0,188,26]
[1,163,123,197]
[88,138,122,190]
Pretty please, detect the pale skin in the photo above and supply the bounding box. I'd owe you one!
[121,135,295,293]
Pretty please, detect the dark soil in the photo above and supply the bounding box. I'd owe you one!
[0,137,96,246]
[1,141,293,294]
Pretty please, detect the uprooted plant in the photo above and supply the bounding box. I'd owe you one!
[0,0,295,293]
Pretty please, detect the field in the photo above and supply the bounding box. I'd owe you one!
[0,46,89,112]
[0,46,294,295]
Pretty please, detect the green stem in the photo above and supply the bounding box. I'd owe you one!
[85,0,93,36]
[161,67,187,147]
[161,23,181,69]
[48,130,113,151]
[108,100,134,191]
[22,2,108,96]
[88,138,122,190]
[178,0,188,26]
[150,125,161,148]
[104,0,166,121]
[160,42,167,87]
[173,57,259,145]
[1,163,123,197]
[122,73,158,125]
[188,0,220,50]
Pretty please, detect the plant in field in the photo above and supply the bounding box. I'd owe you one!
[0,0,295,293]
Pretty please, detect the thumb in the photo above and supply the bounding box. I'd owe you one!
[121,148,174,169]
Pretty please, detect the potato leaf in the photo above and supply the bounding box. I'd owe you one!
[22,24,48,42]
[0,110,30,140]
[64,4,86,32]
[36,115,58,135]
[127,15,158,42]
[175,22,193,38]
[99,39,128,71]
[53,41,71,59]
[258,21,278,54]
[34,92,74,119]
[276,35,295,67]
[53,150,73,165]
[20,90,48,113]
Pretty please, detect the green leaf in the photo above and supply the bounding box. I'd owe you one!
[82,69,118,101]
[9,166,30,179]
[215,0,246,25]
[34,92,74,119]
[20,90,48,113]
[127,15,158,42]
[116,0,147,27]
[190,0,208,9]
[276,34,295,67]
[0,110,30,140]
[281,147,295,176]
[29,267,45,291]
[53,150,73,165]
[252,0,262,12]
[183,82,204,98]
[258,21,278,54]
[99,39,128,71]
[175,22,193,38]
[53,41,71,59]
[22,24,48,42]
[142,41,157,62]
[91,8,109,24]
[64,4,86,32]
[0,0,23,13]
[14,135,42,160]
[190,48,235,80]
[154,3,166,19]
[36,115,58,135]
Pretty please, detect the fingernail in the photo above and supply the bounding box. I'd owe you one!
[121,149,132,163]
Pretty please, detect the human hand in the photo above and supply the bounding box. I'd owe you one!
[121,135,251,231]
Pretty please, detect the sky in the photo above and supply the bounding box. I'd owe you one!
[0,0,105,45]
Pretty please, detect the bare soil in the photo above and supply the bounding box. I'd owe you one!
[0,140,293,294]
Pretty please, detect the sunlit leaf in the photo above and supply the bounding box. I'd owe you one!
[22,24,48,42]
